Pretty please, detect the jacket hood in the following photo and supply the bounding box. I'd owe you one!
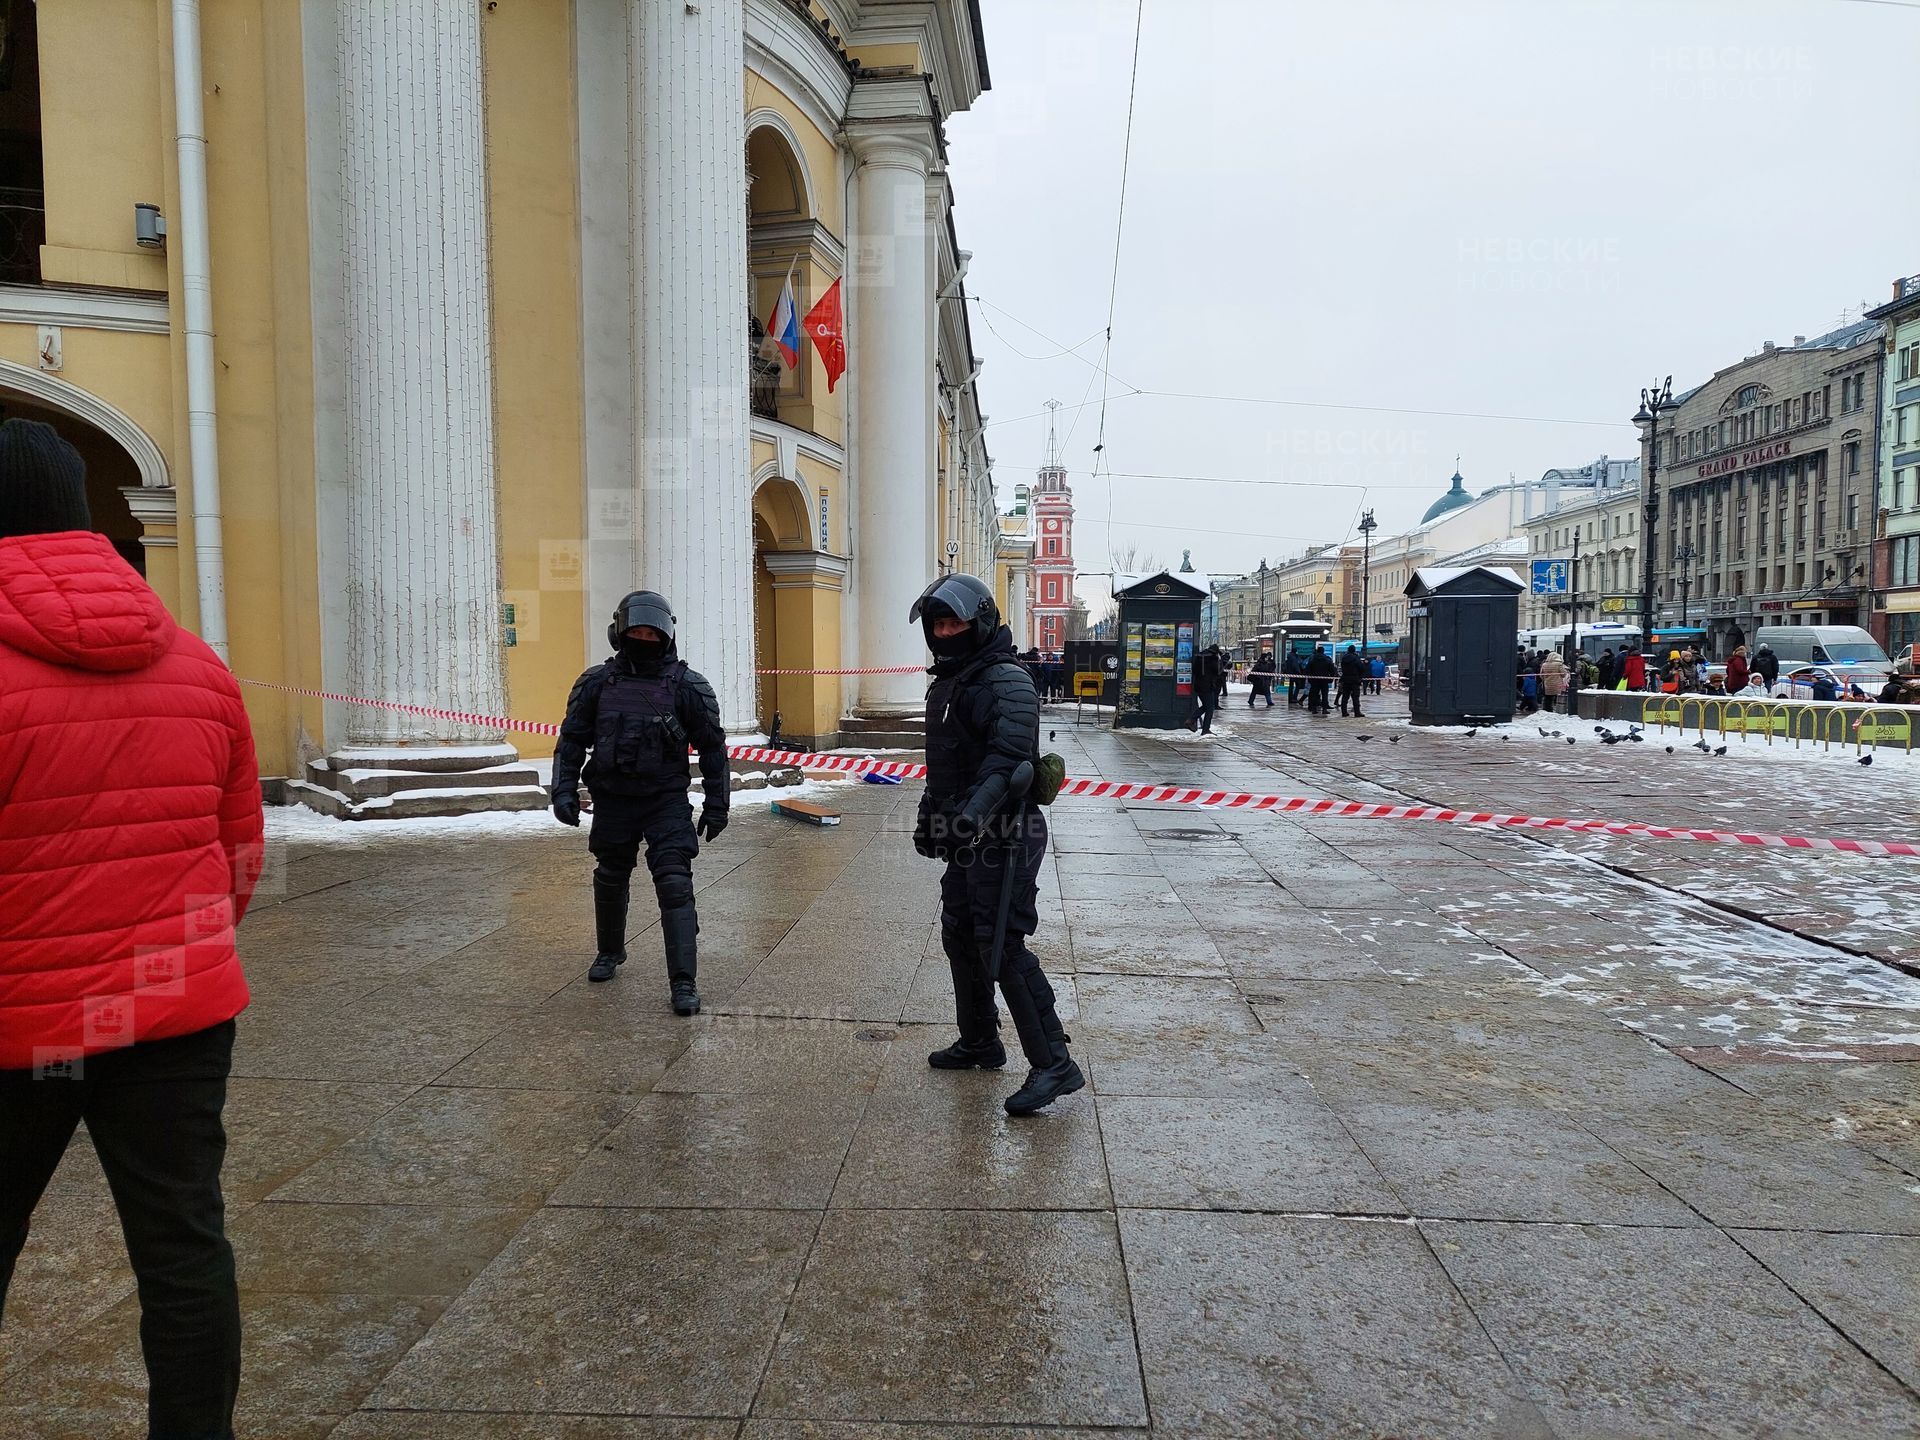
[0,531,177,672]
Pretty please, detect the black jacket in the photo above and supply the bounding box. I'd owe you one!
[1338,650,1365,682]
[1194,646,1226,696]
[1250,652,1276,675]
[1307,651,1337,679]
[1753,649,1780,684]
[920,626,1039,824]
[552,644,729,810]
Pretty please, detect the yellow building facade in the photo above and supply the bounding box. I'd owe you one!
[2,0,1001,814]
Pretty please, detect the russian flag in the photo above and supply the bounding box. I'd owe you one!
[769,272,801,369]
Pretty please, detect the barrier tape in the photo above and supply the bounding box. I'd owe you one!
[239,679,1920,859]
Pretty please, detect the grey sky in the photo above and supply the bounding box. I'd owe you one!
[945,0,1918,607]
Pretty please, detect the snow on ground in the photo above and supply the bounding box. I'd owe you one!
[1434,845,1920,1050]
[263,772,859,846]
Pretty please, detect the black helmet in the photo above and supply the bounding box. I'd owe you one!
[608,590,675,650]
[909,572,1000,658]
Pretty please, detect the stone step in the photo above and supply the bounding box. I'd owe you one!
[287,779,552,821]
[307,758,540,799]
[840,713,925,735]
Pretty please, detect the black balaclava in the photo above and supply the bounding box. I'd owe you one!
[609,590,676,670]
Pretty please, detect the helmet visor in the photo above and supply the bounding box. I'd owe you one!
[616,593,675,639]
[908,574,991,625]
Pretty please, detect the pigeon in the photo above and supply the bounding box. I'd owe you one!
[1860,753,1874,767]
[1388,736,1401,744]
[1665,745,1675,754]
[1566,737,1576,746]
[1693,739,1712,753]
[1628,724,1644,734]
[1713,744,1727,756]
[1464,728,1478,738]
[1600,733,1624,745]
[1538,726,1549,737]
[1049,730,1056,742]
[1356,735,1373,742]
[1630,733,1644,742]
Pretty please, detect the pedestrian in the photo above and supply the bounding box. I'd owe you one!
[1193,643,1226,734]
[1307,644,1337,714]
[910,573,1081,1116]
[1726,645,1749,693]
[1735,674,1771,698]
[1752,642,1779,688]
[1248,646,1277,708]
[1809,668,1840,703]
[1337,642,1366,717]
[1538,649,1568,714]
[1366,653,1384,694]
[1622,643,1647,691]
[0,419,264,1439]
[1283,648,1307,707]
[551,590,730,1012]
[1597,647,1617,690]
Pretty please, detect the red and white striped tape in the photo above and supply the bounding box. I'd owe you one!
[239,680,1920,859]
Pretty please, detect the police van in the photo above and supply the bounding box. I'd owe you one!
[1752,625,1892,690]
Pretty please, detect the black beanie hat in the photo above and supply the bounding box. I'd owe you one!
[0,418,89,541]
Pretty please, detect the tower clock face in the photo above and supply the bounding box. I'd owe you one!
[1045,518,1061,533]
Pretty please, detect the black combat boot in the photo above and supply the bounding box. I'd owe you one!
[996,945,1084,1115]
[661,903,701,1015]
[929,937,1006,1069]
[588,872,628,982]
[1004,1037,1086,1116]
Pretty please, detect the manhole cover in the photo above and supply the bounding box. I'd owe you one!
[1149,829,1228,842]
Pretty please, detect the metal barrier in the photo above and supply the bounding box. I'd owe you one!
[1638,692,1913,754]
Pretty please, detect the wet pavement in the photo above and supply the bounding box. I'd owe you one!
[5,699,1919,1437]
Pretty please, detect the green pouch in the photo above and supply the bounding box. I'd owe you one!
[1033,752,1068,805]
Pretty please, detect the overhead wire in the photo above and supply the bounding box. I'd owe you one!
[1095,0,1146,565]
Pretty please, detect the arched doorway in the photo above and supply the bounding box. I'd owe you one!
[0,390,147,572]
[752,470,813,733]
[746,118,815,424]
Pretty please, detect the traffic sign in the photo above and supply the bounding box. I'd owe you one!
[1530,559,1570,595]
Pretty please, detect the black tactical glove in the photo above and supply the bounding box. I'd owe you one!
[552,793,581,827]
[697,808,728,842]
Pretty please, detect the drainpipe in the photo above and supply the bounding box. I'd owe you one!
[170,0,228,658]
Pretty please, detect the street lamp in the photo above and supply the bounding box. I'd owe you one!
[1675,542,1696,624]
[1357,509,1377,651]
[1634,375,1674,637]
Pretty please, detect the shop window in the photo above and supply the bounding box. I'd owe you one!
[0,2,43,285]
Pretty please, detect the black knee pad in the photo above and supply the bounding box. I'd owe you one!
[653,873,695,911]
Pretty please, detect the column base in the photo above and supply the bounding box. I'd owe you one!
[288,744,551,821]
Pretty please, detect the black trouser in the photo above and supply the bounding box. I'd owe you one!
[1,1021,241,1440]
[1337,679,1362,716]
[588,792,701,980]
[1249,679,1274,708]
[589,792,699,914]
[1195,688,1221,733]
[1308,679,1332,713]
[939,809,1066,1068]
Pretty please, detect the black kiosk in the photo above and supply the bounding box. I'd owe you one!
[1112,570,1208,729]
[1405,565,1523,726]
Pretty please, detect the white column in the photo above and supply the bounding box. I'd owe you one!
[850,129,938,711]
[1008,563,1031,648]
[338,0,504,745]
[631,0,754,728]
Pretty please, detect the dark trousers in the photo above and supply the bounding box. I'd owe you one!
[1,1021,241,1440]
[1337,679,1362,716]
[1249,679,1274,707]
[1308,679,1332,712]
[938,810,1066,1068]
[589,792,699,913]
[1195,689,1221,733]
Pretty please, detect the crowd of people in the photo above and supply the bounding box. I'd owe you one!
[1514,639,1920,709]
[1017,647,1068,702]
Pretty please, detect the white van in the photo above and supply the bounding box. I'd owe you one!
[1752,625,1892,686]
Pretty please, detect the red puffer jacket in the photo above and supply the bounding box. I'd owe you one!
[0,531,261,1069]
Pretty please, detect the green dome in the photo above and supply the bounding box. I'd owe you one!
[1421,471,1473,524]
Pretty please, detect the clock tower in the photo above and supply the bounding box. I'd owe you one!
[1028,400,1075,654]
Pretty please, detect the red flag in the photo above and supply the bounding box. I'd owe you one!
[801,278,845,393]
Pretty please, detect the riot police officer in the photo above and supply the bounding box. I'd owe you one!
[551,591,729,1014]
[910,573,1083,1115]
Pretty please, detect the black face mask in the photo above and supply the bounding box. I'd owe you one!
[620,636,668,668]
[925,619,977,659]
